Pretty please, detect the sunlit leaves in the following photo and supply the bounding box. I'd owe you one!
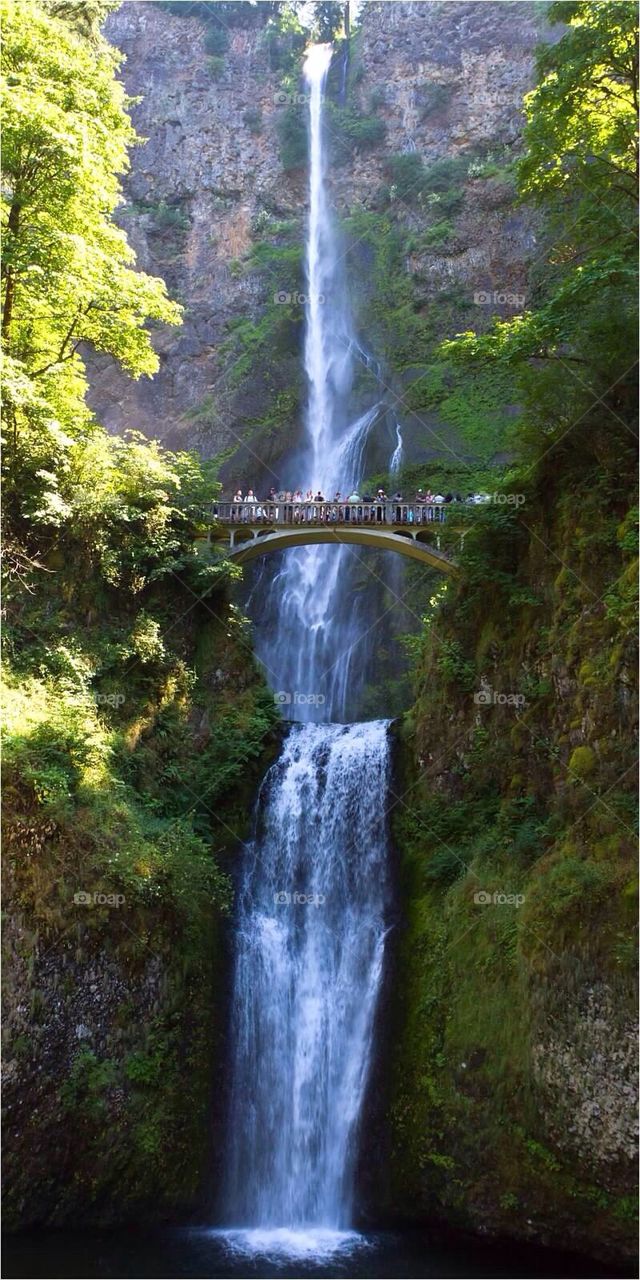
[442,1,638,384]
[1,0,182,479]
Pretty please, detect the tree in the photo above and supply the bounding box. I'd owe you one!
[309,1,346,42]
[1,0,182,530]
[43,0,120,41]
[441,1,638,406]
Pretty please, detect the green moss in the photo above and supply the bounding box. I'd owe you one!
[568,745,596,778]
[385,447,637,1257]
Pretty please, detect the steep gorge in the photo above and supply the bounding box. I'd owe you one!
[88,0,545,480]
[3,1,637,1272]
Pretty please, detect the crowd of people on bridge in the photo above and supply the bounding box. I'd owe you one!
[222,485,490,526]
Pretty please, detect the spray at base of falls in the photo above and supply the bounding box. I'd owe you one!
[222,47,396,1251]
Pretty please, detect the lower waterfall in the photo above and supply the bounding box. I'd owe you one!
[222,721,391,1247]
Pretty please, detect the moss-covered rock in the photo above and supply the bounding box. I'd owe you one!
[378,467,638,1267]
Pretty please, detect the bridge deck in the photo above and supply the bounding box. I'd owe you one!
[213,499,452,528]
[209,501,465,573]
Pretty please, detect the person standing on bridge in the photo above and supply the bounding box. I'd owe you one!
[376,487,387,522]
[392,490,403,523]
[345,489,359,523]
[244,489,256,522]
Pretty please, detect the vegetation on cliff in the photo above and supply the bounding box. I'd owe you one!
[386,2,638,1262]
[2,0,278,1225]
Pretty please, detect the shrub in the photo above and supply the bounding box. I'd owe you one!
[206,56,225,80]
[326,103,386,162]
[277,105,307,170]
[423,219,454,247]
[243,107,262,135]
[424,845,467,886]
[204,24,228,55]
[153,201,190,234]
[387,151,426,199]
[420,82,455,118]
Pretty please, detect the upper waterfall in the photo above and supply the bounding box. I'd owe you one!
[243,45,404,723]
[303,43,355,492]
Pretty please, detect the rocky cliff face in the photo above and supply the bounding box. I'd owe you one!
[375,484,638,1266]
[88,1,547,484]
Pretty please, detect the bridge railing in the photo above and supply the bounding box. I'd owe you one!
[212,500,455,526]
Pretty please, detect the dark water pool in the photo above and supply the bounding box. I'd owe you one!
[2,1226,633,1279]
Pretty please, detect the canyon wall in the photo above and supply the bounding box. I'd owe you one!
[88,0,547,485]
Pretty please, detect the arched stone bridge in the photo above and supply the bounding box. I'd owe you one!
[210,501,467,574]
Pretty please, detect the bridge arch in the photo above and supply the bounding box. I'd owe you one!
[225,525,457,574]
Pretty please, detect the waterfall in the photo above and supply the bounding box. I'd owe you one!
[390,420,404,474]
[222,722,390,1248]
[247,45,401,724]
[220,46,395,1256]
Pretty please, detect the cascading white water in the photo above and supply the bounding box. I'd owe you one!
[221,46,396,1257]
[222,722,390,1248]
[390,420,404,474]
[248,46,393,724]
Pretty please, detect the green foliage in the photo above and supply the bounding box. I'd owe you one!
[422,219,454,247]
[206,55,225,80]
[386,152,467,215]
[419,81,455,119]
[243,106,263,135]
[325,101,386,163]
[388,12,638,1234]
[308,1,346,42]
[203,23,228,55]
[44,0,120,39]
[61,1051,117,1114]
[424,846,467,886]
[405,359,519,457]
[159,1,277,23]
[443,1,638,420]
[1,0,182,535]
[277,103,308,170]
[153,200,190,233]
[1,0,280,960]
[260,12,306,73]
[386,151,427,199]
